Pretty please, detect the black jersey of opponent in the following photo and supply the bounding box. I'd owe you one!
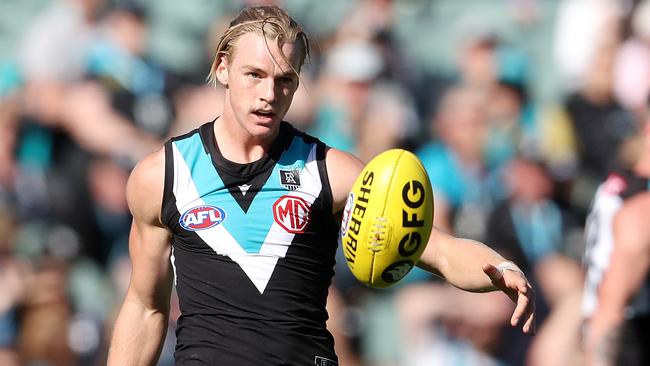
[161,121,340,365]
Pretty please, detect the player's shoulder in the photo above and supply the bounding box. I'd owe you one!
[326,147,365,170]
[126,147,166,222]
[618,190,650,222]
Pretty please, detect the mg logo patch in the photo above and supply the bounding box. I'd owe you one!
[279,169,301,190]
[179,205,226,231]
[273,195,311,233]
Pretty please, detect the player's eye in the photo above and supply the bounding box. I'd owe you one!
[248,72,262,79]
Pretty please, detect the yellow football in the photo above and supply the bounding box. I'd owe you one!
[340,149,434,288]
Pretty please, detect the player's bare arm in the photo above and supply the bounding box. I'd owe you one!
[418,228,536,334]
[586,192,650,366]
[108,148,174,366]
[327,147,535,334]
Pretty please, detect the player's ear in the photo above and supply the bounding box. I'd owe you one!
[216,57,229,86]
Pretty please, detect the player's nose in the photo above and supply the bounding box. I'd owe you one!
[260,77,276,104]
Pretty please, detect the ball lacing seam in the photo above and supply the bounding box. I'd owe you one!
[369,217,388,252]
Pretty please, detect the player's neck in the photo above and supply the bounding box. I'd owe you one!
[214,110,278,164]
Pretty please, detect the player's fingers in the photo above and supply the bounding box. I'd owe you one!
[505,271,531,302]
[522,305,536,334]
[516,291,536,334]
[510,290,530,327]
[516,278,529,295]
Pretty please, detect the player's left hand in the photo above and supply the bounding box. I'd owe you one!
[483,263,536,334]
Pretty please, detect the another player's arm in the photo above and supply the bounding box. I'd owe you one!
[108,148,173,366]
[585,193,650,366]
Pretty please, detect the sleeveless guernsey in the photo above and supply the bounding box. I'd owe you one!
[161,121,339,365]
[582,170,650,321]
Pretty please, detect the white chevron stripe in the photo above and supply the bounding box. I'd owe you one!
[172,143,322,293]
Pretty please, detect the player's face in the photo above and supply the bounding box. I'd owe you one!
[218,32,301,140]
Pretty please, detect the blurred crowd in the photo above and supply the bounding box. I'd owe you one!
[1,0,649,365]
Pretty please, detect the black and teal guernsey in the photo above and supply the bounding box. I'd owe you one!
[161,121,340,366]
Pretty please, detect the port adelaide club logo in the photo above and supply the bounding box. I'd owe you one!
[279,169,301,191]
[179,205,226,231]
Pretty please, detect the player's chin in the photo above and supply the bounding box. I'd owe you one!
[247,118,280,138]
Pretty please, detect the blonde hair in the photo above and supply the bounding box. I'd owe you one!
[207,6,310,87]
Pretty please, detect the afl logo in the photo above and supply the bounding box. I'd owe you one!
[179,205,226,231]
[340,193,354,237]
